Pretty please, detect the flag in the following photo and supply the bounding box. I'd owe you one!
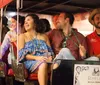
[0,0,13,8]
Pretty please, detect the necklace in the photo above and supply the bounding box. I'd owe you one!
[62,29,80,48]
[33,33,41,52]
[62,31,71,48]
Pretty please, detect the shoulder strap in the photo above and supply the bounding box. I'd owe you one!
[72,30,81,47]
[62,29,81,48]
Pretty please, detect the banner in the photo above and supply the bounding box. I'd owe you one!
[74,64,100,85]
[0,0,13,8]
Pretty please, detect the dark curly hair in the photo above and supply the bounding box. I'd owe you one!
[1,16,8,26]
[39,19,51,33]
[64,12,74,25]
[26,14,42,33]
[26,14,51,33]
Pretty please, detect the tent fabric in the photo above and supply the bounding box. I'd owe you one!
[0,0,12,8]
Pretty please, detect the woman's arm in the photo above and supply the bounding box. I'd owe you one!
[44,34,54,62]
[18,34,27,62]
[18,34,25,50]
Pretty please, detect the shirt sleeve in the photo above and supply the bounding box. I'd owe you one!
[18,48,30,62]
[1,32,10,57]
[48,29,64,55]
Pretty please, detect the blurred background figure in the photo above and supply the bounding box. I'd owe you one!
[52,14,59,29]
[0,15,25,66]
[0,16,9,43]
[0,16,9,64]
[39,18,51,35]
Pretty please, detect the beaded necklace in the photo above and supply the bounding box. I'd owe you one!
[62,29,80,48]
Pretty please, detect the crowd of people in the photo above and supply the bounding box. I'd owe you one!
[0,8,100,85]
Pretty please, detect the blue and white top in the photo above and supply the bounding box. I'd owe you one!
[18,38,54,72]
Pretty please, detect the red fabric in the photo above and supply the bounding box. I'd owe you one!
[47,29,64,55]
[7,68,38,79]
[29,73,50,80]
[86,30,100,57]
[28,73,38,80]
[8,68,14,76]
[0,0,12,8]
[11,42,17,58]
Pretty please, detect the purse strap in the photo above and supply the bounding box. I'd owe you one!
[62,29,80,48]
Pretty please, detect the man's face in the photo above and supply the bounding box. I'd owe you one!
[57,13,66,29]
[93,13,100,29]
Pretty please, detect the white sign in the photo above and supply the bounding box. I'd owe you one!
[73,64,100,85]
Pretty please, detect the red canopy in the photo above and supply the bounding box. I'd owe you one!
[0,0,13,8]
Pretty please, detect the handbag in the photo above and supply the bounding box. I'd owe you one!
[0,61,7,77]
[10,42,28,82]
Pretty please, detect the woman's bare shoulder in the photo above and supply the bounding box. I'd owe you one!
[40,34,48,40]
[19,33,28,40]
[18,33,26,50]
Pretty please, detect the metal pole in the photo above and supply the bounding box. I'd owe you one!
[0,8,3,43]
[0,8,3,58]
[16,0,20,65]
[16,0,23,64]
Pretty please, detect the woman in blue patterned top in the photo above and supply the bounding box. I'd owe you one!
[18,14,54,85]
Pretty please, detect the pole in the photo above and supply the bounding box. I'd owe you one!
[0,8,3,43]
[16,0,23,65]
[0,8,3,58]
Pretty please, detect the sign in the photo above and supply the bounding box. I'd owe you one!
[0,0,13,8]
[74,64,100,85]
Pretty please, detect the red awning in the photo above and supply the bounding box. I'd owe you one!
[0,0,13,8]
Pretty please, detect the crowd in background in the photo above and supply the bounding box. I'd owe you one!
[0,8,100,85]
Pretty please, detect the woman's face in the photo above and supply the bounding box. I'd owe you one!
[9,18,17,31]
[24,16,35,31]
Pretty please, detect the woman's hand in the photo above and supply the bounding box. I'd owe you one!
[36,56,48,61]
[35,56,52,62]
[46,56,52,62]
